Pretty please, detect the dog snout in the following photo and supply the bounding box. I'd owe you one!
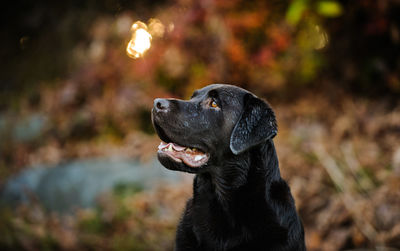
[154,98,170,112]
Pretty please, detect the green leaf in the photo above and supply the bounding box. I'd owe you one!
[286,0,308,25]
[316,1,343,17]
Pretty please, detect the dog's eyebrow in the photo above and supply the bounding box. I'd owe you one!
[190,90,199,99]
[208,89,219,98]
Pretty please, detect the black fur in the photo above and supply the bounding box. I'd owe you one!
[152,84,306,251]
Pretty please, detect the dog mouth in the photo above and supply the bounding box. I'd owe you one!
[152,113,210,168]
[157,141,209,168]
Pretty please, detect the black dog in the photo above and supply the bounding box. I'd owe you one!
[152,84,305,251]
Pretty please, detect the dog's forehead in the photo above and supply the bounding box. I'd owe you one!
[194,84,249,99]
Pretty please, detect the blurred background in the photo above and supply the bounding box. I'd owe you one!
[0,0,399,250]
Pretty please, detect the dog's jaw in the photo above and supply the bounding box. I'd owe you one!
[157,151,209,174]
[157,141,210,168]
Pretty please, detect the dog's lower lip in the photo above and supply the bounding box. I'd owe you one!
[158,150,183,163]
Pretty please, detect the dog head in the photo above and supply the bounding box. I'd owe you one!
[151,84,277,173]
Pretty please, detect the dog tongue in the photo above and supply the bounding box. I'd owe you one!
[181,149,208,167]
[158,142,209,167]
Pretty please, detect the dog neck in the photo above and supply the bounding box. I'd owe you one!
[195,140,281,210]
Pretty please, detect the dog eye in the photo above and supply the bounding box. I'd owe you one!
[210,100,219,108]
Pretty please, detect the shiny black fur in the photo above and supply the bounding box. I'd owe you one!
[152,84,306,251]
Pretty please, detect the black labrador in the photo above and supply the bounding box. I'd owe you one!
[151,84,306,251]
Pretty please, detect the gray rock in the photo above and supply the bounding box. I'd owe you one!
[13,113,48,142]
[1,157,181,213]
[0,113,49,143]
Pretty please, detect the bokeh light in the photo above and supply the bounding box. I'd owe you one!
[126,21,152,59]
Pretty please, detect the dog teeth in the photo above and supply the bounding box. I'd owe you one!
[158,142,204,156]
[172,144,186,151]
[187,148,197,152]
[158,141,168,150]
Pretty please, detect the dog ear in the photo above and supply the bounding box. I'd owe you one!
[230,94,277,155]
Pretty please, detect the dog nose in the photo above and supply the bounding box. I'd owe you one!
[154,98,170,112]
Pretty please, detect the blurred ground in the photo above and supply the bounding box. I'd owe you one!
[0,0,399,250]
